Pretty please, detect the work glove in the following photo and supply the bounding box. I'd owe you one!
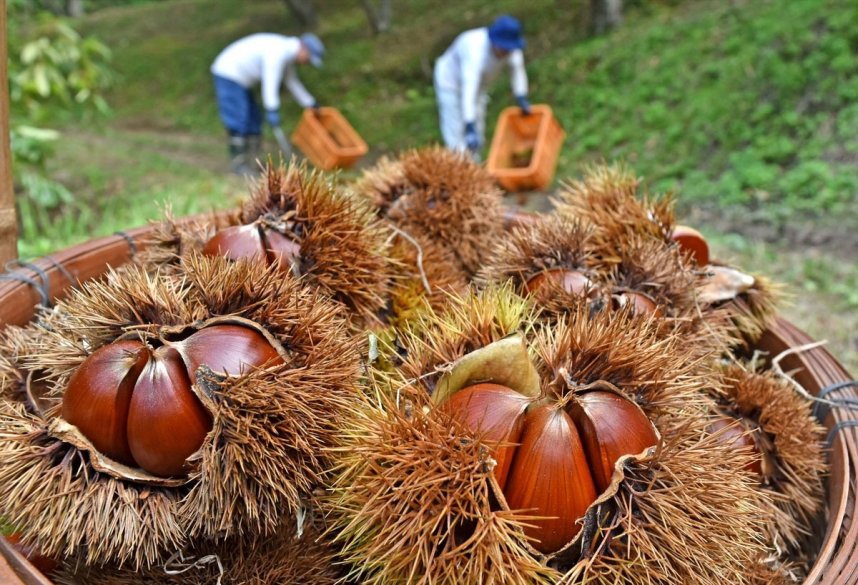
[464,122,480,152]
[516,95,532,116]
[266,110,281,127]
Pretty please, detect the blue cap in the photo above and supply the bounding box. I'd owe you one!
[488,15,525,51]
[300,32,325,67]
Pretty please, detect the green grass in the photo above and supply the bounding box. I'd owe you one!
[65,0,858,225]
[19,128,245,258]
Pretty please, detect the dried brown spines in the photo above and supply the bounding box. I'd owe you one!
[237,162,396,326]
[349,155,409,214]
[561,426,772,585]
[0,401,185,568]
[715,365,827,554]
[327,284,771,583]
[478,214,598,295]
[0,255,360,568]
[325,378,558,585]
[56,522,342,585]
[385,146,504,277]
[553,163,676,247]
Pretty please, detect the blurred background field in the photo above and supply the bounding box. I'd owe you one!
[6,0,857,370]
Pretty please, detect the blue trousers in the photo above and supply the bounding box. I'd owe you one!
[213,75,262,136]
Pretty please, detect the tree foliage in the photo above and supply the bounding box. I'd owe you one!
[6,9,114,254]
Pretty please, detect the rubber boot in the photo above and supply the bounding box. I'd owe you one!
[246,134,262,171]
[228,134,253,176]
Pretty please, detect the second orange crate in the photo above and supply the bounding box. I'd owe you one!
[291,107,368,170]
[486,104,565,192]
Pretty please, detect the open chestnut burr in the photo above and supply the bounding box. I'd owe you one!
[436,337,659,554]
[62,320,284,478]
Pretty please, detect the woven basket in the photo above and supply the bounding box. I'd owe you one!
[0,212,856,583]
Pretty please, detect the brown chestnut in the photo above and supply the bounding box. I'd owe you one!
[203,223,301,274]
[523,268,595,298]
[62,340,149,466]
[441,382,530,487]
[503,404,597,553]
[707,416,763,476]
[201,224,267,264]
[444,383,657,554]
[671,225,709,266]
[569,391,659,492]
[63,323,284,477]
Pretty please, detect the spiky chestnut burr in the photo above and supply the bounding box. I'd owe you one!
[138,162,396,328]
[348,155,410,215]
[326,376,559,585]
[0,254,361,569]
[384,146,505,278]
[441,381,658,553]
[328,286,770,583]
[209,162,396,326]
[712,365,826,558]
[552,164,677,250]
[552,164,779,345]
[478,214,602,305]
[61,323,283,477]
[54,520,342,585]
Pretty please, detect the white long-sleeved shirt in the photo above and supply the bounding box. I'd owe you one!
[434,27,528,124]
[211,33,315,111]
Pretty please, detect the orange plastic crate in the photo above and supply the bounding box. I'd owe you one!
[291,107,368,170]
[487,104,565,192]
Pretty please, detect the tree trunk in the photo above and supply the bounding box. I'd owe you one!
[590,0,623,35]
[283,0,318,28]
[361,0,392,35]
[66,0,85,17]
[0,0,20,265]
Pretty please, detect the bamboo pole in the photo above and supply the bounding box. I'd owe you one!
[0,0,19,265]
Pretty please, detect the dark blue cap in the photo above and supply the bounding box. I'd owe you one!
[488,15,525,51]
[300,33,325,67]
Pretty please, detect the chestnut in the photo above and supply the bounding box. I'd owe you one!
[670,225,709,266]
[523,268,595,298]
[202,222,301,273]
[443,384,657,554]
[707,416,763,477]
[613,291,663,317]
[62,323,284,477]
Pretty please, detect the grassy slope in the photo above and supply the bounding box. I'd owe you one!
[78,0,858,216]
[21,0,858,368]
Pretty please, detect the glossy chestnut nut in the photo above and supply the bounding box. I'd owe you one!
[202,224,267,264]
[202,223,301,272]
[569,391,659,491]
[671,225,709,266]
[441,383,530,486]
[62,340,149,466]
[707,416,763,476]
[63,324,284,477]
[613,291,663,317]
[503,404,597,553]
[444,384,657,553]
[523,268,595,298]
